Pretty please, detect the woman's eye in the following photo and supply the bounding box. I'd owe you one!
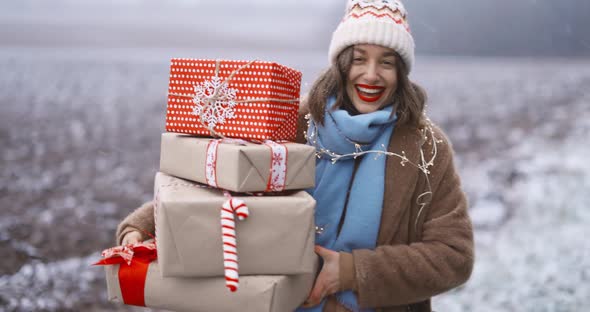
[381,60,395,67]
[352,57,364,63]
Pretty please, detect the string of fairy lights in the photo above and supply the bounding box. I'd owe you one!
[304,112,444,230]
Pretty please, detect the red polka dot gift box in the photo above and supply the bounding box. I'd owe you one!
[166,59,302,141]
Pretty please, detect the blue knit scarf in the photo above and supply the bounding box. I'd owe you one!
[297,96,397,312]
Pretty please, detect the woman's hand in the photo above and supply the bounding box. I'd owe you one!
[302,245,341,308]
[121,230,142,246]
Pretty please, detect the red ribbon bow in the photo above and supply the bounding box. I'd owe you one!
[94,241,157,307]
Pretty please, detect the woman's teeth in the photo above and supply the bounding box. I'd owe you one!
[357,86,383,94]
[355,85,384,102]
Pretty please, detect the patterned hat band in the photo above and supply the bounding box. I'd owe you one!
[328,0,415,72]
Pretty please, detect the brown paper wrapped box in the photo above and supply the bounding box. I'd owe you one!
[105,260,316,312]
[154,172,316,277]
[159,132,316,193]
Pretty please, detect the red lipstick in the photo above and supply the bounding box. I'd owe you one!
[355,84,385,103]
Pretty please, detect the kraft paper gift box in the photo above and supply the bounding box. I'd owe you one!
[153,172,316,277]
[104,260,316,312]
[165,58,302,141]
[159,132,316,193]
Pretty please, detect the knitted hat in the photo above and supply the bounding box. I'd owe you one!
[328,0,415,72]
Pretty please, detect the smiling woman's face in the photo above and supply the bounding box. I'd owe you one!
[346,44,399,114]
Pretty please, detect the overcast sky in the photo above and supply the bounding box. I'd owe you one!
[1,0,588,57]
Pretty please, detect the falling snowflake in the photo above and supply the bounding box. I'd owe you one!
[192,76,238,130]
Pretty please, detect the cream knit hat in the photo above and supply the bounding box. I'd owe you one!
[328,0,415,72]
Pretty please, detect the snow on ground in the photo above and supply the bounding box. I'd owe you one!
[416,58,590,311]
[0,48,589,311]
[1,254,102,311]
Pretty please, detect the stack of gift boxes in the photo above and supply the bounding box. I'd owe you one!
[99,59,318,312]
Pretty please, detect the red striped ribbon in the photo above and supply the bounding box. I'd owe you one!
[220,194,249,292]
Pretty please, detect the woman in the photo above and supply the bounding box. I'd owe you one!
[117,1,474,311]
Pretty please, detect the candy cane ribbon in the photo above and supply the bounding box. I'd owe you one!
[205,139,288,192]
[220,193,249,292]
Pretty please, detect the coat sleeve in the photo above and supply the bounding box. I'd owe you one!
[115,201,155,245]
[352,135,474,308]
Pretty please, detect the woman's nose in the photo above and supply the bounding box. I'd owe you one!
[363,62,379,83]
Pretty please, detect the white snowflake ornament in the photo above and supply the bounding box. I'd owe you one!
[192,76,238,130]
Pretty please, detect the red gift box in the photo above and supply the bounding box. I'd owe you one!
[166,59,302,141]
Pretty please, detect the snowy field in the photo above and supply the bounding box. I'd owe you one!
[0,47,589,312]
